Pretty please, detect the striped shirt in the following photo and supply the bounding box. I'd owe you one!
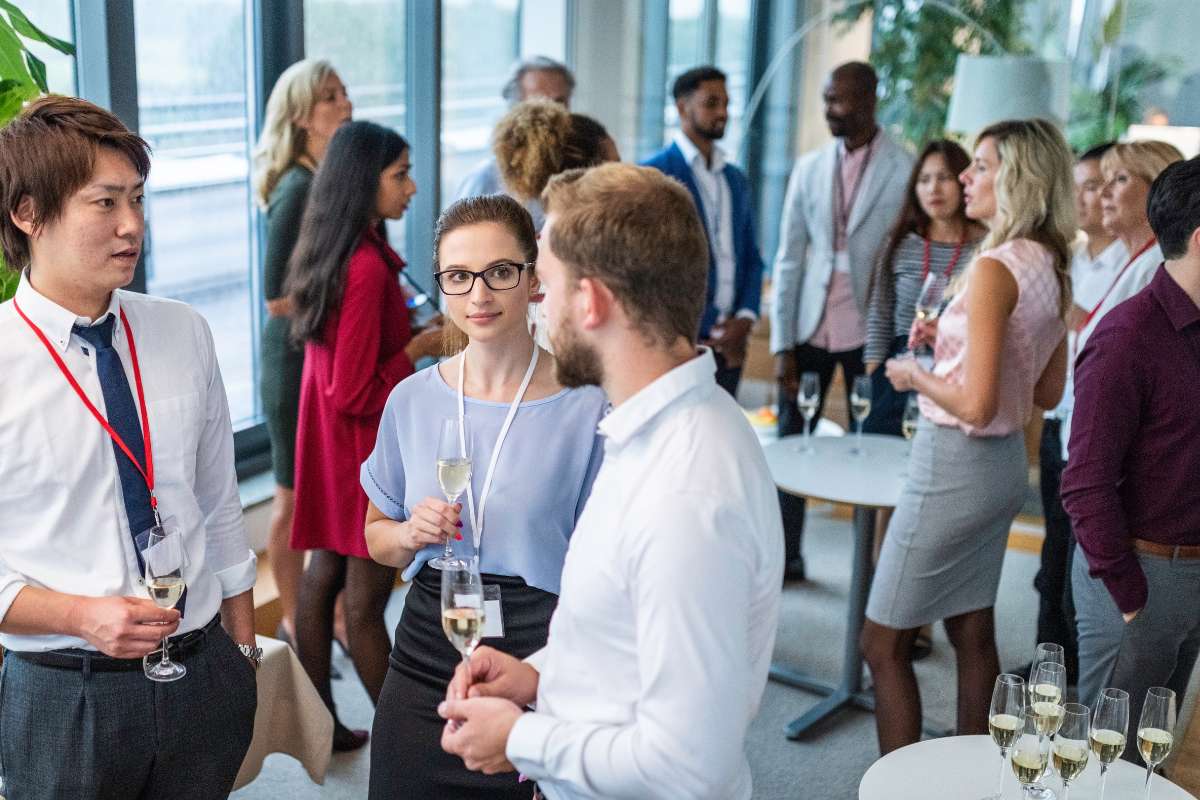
[865,232,978,364]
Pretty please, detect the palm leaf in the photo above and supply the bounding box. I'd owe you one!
[0,1,73,55]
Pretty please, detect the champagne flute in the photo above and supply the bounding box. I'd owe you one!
[440,556,485,690]
[1027,661,1067,799]
[142,528,187,682]
[431,417,472,570]
[982,673,1025,800]
[1137,687,1177,800]
[850,375,872,455]
[1091,688,1130,800]
[1052,703,1090,800]
[1013,710,1052,799]
[1029,642,1065,708]
[914,271,949,363]
[797,371,820,453]
[901,393,920,440]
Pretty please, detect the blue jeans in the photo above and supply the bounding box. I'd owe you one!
[0,621,257,799]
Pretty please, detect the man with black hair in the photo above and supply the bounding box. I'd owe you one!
[769,61,912,580]
[1063,156,1200,746]
[641,65,766,397]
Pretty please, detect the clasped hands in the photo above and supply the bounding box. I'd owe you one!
[438,645,539,774]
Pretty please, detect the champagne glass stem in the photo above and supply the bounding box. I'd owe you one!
[1099,765,1108,800]
[856,419,863,453]
[462,650,472,693]
[995,748,1007,797]
[443,493,457,559]
[160,635,169,666]
[1062,783,1070,800]
[1145,765,1154,800]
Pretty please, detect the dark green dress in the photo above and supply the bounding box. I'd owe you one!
[260,165,312,488]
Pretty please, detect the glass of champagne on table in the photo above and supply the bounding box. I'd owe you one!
[983,673,1025,800]
[850,375,872,455]
[432,417,472,570]
[1013,710,1052,799]
[1137,687,1177,800]
[441,555,485,692]
[1027,661,1067,799]
[1090,687,1130,800]
[142,527,187,682]
[1052,703,1090,800]
[797,371,820,453]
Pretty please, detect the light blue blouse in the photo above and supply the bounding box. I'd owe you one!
[360,363,607,595]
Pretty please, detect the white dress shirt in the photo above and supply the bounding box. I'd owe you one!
[673,133,754,322]
[1060,241,1163,461]
[0,274,256,652]
[506,349,784,800]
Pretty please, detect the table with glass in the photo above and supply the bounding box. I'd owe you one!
[858,735,1197,800]
[764,432,912,740]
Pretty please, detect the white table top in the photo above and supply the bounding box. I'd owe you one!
[762,433,910,509]
[859,735,1197,799]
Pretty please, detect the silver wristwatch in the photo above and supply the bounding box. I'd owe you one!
[237,642,264,669]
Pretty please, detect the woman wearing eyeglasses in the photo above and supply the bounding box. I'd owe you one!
[362,194,606,799]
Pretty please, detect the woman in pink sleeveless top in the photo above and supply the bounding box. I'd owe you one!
[861,119,1073,754]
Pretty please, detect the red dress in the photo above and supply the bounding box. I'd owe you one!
[291,227,413,558]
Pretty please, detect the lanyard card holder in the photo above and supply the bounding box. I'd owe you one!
[481,583,504,639]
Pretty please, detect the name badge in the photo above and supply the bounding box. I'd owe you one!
[833,251,851,274]
[482,584,504,639]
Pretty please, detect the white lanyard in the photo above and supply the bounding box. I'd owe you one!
[456,344,539,551]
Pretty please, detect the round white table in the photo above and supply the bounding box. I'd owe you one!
[765,433,911,740]
[860,735,1197,799]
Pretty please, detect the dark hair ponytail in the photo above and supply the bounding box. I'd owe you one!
[287,120,408,343]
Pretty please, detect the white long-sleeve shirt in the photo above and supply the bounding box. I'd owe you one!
[506,349,783,800]
[0,274,255,652]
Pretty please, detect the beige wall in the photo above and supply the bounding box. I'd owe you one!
[795,2,874,156]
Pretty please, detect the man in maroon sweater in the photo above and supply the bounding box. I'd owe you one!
[1062,157,1200,754]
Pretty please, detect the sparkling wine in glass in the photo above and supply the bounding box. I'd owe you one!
[1026,661,1067,799]
[913,271,949,363]
[901,393,920,440]
[1052,703,1090,800]
[1091,687,1130,800]
[431,417,472,570]
[1137,687,1176,800]
[142,528,187,682]
[440,556,485,692]
[1012,711,1052,798]
[982,673,1025,800]
[850,375,872,455]
[797,371,820,453]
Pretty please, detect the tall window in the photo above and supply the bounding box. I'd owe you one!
[20,0,75,94]
[715,0,751,160]
[133,0,258,427]
[441,0,520,206]
[663,0,703,143]
[304,0,407,250]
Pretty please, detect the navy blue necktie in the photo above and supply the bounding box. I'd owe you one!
[73,315,185,616]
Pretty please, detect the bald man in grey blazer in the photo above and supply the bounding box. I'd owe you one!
[770,62,912,579]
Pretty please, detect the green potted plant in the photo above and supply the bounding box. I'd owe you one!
[0,1,74,301]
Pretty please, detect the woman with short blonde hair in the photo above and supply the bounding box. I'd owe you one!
[862,118,1073,754]
[254,58,352,648]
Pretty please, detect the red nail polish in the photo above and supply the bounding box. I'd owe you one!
[455,520,463,528]
[455,532,463,541]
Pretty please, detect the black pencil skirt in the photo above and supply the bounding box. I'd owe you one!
[368,564,557,799]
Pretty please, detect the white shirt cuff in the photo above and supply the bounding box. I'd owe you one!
[506,711,557,778]
[212,549,257,598]
[735,309,758,322]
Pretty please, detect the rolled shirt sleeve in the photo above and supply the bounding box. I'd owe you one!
[506,496,755,799]
[192,313,256,598]
[1060,324,1146,614]
[0,555,26,626]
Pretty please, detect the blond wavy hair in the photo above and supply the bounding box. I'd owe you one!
[252,58,337,207]
[1100,140,1183,188]
[492,99,574,201]
[974,118,1077,317]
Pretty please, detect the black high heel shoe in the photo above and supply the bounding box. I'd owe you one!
[332,722,369,753]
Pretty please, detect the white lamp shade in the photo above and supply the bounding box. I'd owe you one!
[945,55,1070,134]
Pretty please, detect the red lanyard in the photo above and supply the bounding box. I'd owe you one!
[12,299,159,519]
[921,233,967,282]
[1078,237,1157,332]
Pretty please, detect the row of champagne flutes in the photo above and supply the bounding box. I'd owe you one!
[793,373,921,453]
[986,643,1178,800]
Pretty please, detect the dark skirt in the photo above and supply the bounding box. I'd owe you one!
[260,315,304,488]
[368,564,557,800]
[862,334,912,437]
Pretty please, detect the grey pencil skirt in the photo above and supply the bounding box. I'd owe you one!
[866,417,1027,630]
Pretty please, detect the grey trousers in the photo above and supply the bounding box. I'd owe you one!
[1073,546,1200,762]
[0,621,257,800]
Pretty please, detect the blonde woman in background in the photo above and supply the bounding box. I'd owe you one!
[252,59,351,645]
[861,119,1073,754]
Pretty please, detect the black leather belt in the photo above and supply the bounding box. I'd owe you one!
[9,615,221,672]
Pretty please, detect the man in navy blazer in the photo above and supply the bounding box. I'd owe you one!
[641,65,765,397]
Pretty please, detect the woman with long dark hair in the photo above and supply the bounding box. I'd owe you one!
[863,139,984,436]
[362,195,605,798]
[288,120,442,751]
